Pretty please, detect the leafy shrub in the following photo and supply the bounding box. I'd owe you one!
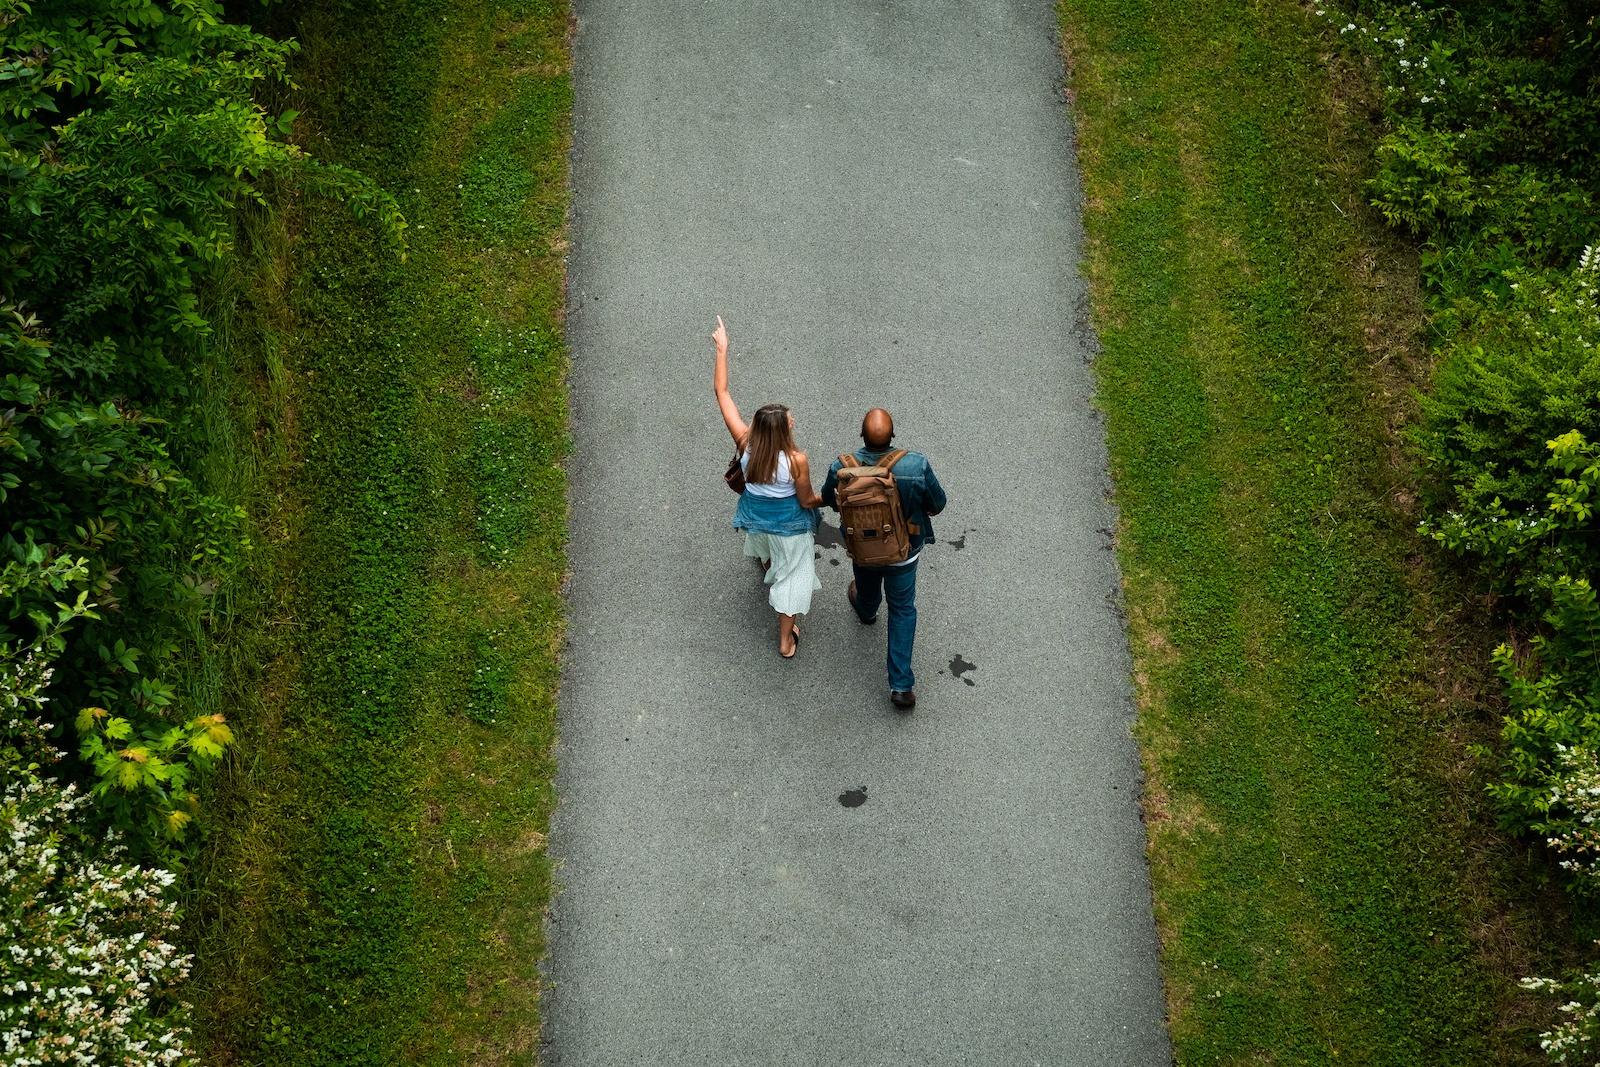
[0,304,241,856]
[0,1,401,857]
[3,7,404,399]
[1412,253,1600,831]
[1328,0,1598,1054]
[1336,0,1600,917]
[1345,0,1599,303]
[1,553,96,770]
[1416,251,1600,596]
[1492,574,1600,825]
[1,556,194,1066]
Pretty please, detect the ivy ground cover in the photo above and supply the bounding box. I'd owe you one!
[185,0,571,1062]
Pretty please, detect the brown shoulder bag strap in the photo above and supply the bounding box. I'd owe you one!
[880,449,909,472]
[838,453,859,468]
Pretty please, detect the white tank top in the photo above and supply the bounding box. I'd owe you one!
[741,449,795,498]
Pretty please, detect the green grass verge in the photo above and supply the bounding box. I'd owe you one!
[1057,0,1573,1061]
[186,1,570,1063]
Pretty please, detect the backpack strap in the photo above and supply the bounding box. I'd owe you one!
[838,453,859,468]
[880,449,908,471]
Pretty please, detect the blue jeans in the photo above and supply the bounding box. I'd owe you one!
[851,559,918,692]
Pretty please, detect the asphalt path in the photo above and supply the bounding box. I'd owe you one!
[544,3,1172,1062]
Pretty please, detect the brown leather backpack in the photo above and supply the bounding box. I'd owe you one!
[835,450,915,566]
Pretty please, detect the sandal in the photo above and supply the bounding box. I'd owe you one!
[780,623,800,659]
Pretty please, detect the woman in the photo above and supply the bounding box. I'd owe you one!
[713,315,822,658]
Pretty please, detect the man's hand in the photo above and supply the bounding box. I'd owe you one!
[711,315,729,355]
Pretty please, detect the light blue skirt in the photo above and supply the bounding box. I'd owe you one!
[742,530,821,616]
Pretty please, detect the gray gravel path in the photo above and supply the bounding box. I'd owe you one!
[544,3,1171,1063]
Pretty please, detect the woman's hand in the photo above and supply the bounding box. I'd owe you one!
[712,314,746,445]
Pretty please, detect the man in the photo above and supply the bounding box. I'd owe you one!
[821,408,947,710]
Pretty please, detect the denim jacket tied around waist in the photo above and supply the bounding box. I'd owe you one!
[732,489,818,537]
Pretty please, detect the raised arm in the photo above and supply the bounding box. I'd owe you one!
[790,450,824,510]
[712,315,748,447]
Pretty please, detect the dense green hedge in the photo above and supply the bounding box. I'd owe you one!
[1337,0,1599,860]
[0,0,396,857]
[0,4,401,1056]
[1336,2,1599,1054]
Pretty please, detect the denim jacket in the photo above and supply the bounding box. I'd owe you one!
[820,447,947,557]
[732,491,818,537]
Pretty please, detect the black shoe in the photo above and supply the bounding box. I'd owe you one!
[890,689,916,711]
[848,581,877,625]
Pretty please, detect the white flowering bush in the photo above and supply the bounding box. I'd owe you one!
[0,774,194,1066]
[1524,954,1600,1065]
[1519,750,1600,1062]
[1537,745,1600,892]
[1,554,195,1066]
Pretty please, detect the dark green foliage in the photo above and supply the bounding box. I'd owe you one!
[0,0,399,856]
[1354,0,1599,305]
[1345,0,1600,849]
[1496,572,1600,823]
[0,296,242,852]
[1417,263,1600,585]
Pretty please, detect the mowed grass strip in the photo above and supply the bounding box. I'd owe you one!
[1057,0,1556,1061]
[188,0,571,1063]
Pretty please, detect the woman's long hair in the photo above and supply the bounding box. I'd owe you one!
[745,403,795,485]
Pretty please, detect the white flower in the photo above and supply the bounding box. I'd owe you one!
[0,766,194,1065]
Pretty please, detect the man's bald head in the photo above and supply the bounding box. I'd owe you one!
[861,408,895,450]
